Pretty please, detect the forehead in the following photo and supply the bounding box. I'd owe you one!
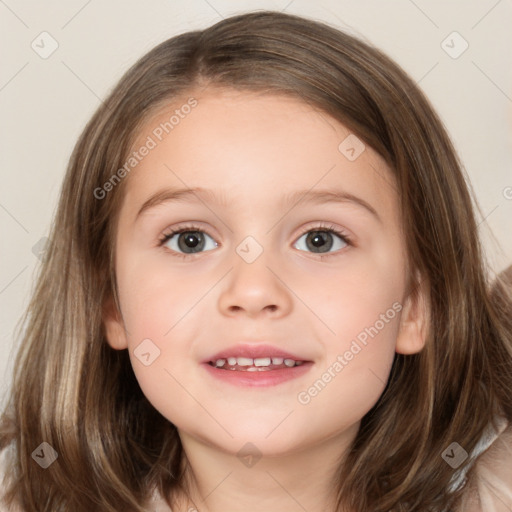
[122,88,398,223]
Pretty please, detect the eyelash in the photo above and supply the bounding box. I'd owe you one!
[157,223,353,261]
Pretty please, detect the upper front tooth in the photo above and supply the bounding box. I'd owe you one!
[272,357,284,365]
[237,357,253,366]
[284,359,295,367]
[227,357,237,366]
[254,357,271,367]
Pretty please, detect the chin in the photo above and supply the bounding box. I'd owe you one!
[205,420,308,456]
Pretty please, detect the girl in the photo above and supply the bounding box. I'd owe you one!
[1,10,511,512]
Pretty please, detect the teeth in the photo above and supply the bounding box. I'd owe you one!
[254,357,271,367]
[211,356,304,369]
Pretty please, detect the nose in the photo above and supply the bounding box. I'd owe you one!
[217,249,293,319]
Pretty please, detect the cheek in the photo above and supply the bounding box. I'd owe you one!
[296,247,405,351]
[292,251,403,414]
[116,257,213,422]
[117,253,202,338]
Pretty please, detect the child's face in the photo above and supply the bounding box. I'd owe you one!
[105,88,426,456]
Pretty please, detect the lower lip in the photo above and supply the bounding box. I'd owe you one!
[202,362,314,387]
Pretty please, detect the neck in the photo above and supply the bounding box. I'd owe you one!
[173,423,359,512]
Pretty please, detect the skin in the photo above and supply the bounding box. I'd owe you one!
[104,88,428,512]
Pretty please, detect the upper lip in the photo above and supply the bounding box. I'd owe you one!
[202,343,311,364]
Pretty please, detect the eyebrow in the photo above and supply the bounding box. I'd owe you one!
[136,186,381,223]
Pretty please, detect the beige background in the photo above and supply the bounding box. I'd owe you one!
[1,0,511,405]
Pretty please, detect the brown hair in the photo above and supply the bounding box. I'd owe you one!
[1,10,511,512]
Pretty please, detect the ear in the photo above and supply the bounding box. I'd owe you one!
[395,273,429,355]
[102,292,128,350]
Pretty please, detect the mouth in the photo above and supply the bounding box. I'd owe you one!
[202,344,314,387]
[208,356,306,371]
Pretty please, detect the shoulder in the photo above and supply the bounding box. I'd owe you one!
[458,418,512,511]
